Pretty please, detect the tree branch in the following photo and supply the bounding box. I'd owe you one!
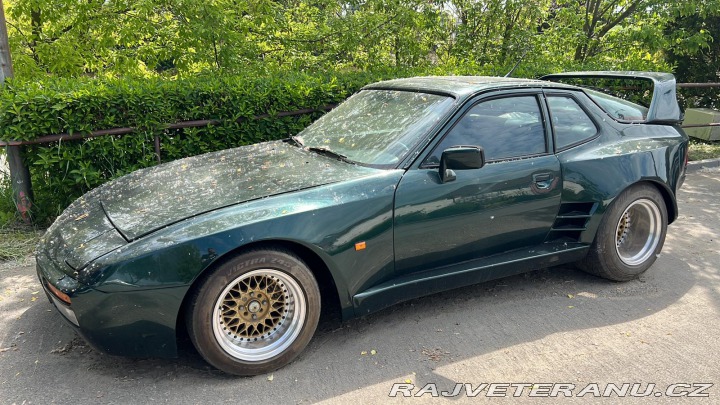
[596,0,644,39]
[45,8,133,43]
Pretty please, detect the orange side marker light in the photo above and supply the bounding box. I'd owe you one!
[47,282,72,305]
[355,241,367,251]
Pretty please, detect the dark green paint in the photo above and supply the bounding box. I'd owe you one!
[393,156,561,274]
[36,76,689,358]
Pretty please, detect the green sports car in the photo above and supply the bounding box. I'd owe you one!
[36,72,688,375]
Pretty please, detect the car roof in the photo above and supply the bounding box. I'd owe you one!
[362,76,576,100]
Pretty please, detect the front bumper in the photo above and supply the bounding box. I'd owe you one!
[45,286,79,326]
[36,251,186,358]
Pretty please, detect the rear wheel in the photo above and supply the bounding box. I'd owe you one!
[187,248,320,375]
[579,184,668,281]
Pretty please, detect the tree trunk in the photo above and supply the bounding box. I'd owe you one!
[1,0,34,223]
[30,8,42,64]
[574,42,586,62]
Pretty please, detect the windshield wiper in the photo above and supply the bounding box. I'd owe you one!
[307,147,355,164]
[288,135,305,148]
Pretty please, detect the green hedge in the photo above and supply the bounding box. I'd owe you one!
[7,66,700,224]
[0,68,431,223]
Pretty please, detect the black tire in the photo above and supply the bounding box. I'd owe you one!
[579,184,668,281]
[187,248,320,375]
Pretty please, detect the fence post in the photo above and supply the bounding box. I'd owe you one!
[1,0,34,223]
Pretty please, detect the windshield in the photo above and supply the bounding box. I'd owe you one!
[585,88,649,122]
[295,89,454,167]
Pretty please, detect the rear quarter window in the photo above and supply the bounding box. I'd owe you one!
[547,96,598,150]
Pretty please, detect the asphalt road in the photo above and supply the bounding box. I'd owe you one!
[1,168,719,404]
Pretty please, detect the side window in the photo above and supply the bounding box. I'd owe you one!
[425,96,546,165]
[547,96,597,150]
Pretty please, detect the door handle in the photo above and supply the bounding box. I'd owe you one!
[532,173,554,189]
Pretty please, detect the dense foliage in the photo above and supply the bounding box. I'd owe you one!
[666,12,720,109]
[4,0,719,79]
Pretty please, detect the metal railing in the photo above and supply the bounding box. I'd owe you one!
[0,105,336,162]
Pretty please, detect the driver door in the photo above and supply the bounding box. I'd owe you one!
[393,92,562,275]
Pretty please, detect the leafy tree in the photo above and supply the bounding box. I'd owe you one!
[2,0,720,79]
[665,2,720,82]
[4,0,282,78]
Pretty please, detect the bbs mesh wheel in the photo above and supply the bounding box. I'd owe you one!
[187,248,320,375]
[579,184,668,281]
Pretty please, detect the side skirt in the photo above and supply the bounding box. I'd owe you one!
[352,243,589,316]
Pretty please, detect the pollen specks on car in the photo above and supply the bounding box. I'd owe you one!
[92,141,378,240]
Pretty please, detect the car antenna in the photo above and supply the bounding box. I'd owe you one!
[504,49,529,78]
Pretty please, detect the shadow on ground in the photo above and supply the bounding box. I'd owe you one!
[1,170,717,403]
[0,255,697,402]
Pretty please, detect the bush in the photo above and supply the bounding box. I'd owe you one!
[0,186,14,227]
[0,151,14,227]
[8,65,696,224]
[0,68,430,223]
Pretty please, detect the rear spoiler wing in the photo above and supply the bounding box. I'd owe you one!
[541,71,682,124]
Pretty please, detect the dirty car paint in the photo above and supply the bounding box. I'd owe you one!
[35,74,689,359]
[39,141,378,272]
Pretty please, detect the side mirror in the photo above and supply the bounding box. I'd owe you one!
[439,146,485,183]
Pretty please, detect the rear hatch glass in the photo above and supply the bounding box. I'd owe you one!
[585,88,649,122]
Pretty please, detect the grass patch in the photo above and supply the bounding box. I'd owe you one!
[689,138,720,161]
[0,225,41,261]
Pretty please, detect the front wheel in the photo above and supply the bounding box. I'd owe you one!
[187,248,320,375]
[579,184,668,281]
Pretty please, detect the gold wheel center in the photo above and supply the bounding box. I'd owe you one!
[218,274,290,340]
[248,300,261,313]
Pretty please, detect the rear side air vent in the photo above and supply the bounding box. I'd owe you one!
[546,202,597,243]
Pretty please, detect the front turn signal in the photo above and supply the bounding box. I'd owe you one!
[47,282,72,305]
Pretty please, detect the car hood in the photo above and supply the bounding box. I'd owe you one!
[40,141,378,271]
[101,141,378,240]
